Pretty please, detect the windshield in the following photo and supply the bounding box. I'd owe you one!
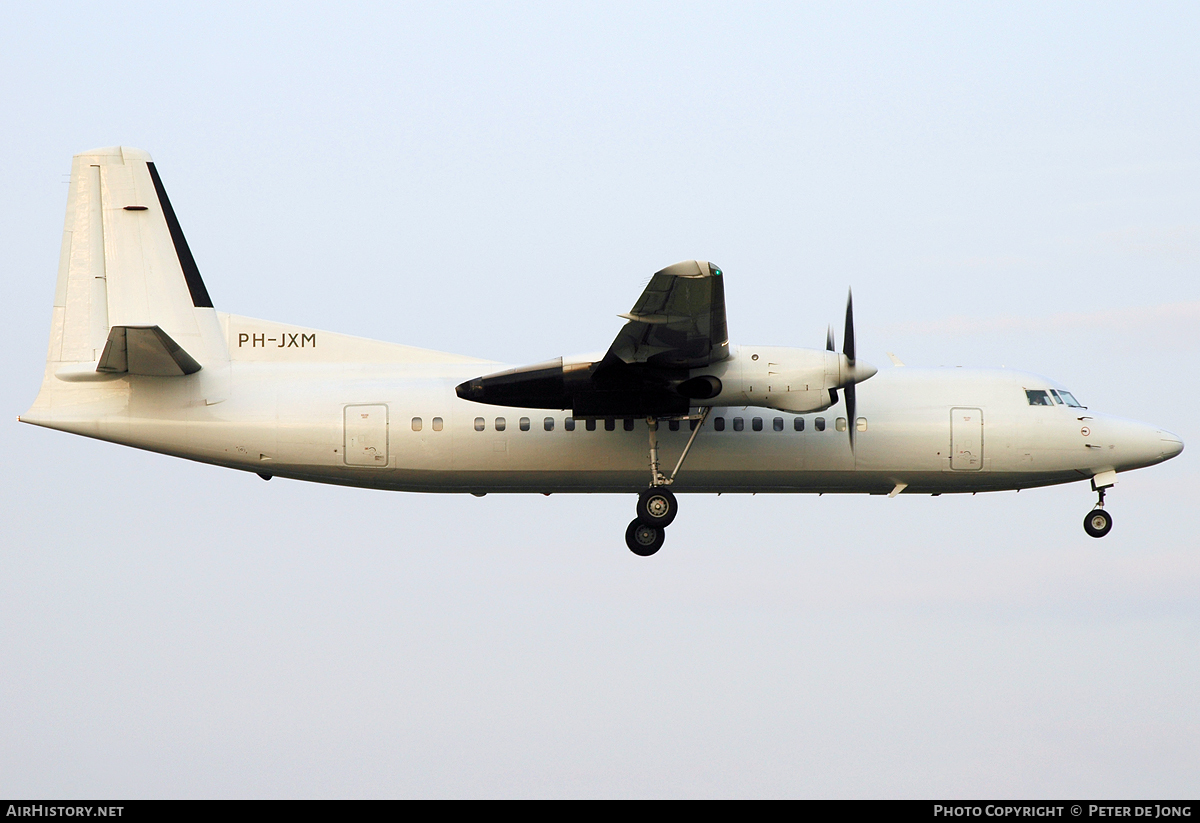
[1058,390,1084,408]
[1026,388,1084,408]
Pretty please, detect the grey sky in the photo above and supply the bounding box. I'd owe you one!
[2,2,1198,797]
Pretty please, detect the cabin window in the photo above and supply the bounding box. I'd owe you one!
[856,418,867,432]
[565,417,576,431]
[544,417,554,431]
[815,417,826,432]
[432,417,443,432]
[586,419,597,431]
[495,417,506,431]
[733,417,744,431]
[773,417,784,432]
[835,417,847,432]
[794,417,804,432]
[752,417,763,432]
[605,418,616,432]
[668,420,680,432]
[519,417,530,432]
[412,417,422,432]
[474,417,485,432]
[1026,389,1053,406]
[1058,390,1084,408]
[714,417,726,432]
[623,418,635,432]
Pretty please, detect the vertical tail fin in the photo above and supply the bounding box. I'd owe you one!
[48,146,225,369]
[25,147,229,429]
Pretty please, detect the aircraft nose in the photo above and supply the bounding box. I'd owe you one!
[1160,431,1184,460]
[1105,418,1182,471]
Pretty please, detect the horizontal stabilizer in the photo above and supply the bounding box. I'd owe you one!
[97,325,202,376]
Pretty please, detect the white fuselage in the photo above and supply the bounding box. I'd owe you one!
[24,314,1181,498]
[26,148,1183,519]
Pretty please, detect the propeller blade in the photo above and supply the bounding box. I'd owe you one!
[846,381,856,452]
[826,325,835,352]
[843,288,857,451]
[843,289,855,365]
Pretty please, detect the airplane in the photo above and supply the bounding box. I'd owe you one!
[21,147,1185,556]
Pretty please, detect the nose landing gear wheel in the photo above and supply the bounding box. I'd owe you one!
[1084,508,1113,538]
[637,487,678,528]
[626,519,665,556]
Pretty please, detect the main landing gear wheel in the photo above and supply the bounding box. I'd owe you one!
[1084,508,1113,538]
[626,519,665,556]
[637,487,678,528]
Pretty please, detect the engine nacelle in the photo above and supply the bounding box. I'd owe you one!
[694,345,874,413]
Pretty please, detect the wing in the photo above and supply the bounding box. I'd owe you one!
[606,260,729,369]
[456,260,730,417]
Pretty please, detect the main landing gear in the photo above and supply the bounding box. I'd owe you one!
[1084,485,1114,538]
[625,409,710,556]
[626,518,666,557]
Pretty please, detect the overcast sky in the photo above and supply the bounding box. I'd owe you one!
[2,2,1198,798]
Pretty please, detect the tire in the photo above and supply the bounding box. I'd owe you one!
[636,487,678,528]
[1084,508,1113,538]
[626,519,665,556]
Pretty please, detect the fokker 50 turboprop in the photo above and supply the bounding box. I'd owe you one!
[22,148,1184,555]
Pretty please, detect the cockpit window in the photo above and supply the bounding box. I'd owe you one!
[1049,389,1064,404]
[1026,390,1053,406]
[1058,390,1084,408]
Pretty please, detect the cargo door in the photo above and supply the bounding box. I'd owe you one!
[344,404,389,466]
[950,407,983,471]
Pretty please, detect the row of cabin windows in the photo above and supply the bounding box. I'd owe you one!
[432,416,872,433]
[712,416,868,433]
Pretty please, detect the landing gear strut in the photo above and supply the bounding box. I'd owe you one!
[625,408,711,556]
[1084,485,1113,538]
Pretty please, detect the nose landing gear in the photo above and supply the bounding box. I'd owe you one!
[1084,485,1114,538]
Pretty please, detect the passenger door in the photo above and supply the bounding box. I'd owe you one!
[950,407,983,471]
[344,404,389,467]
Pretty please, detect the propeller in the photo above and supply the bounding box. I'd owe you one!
[823,289,875,452]
[843,289,857,452]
